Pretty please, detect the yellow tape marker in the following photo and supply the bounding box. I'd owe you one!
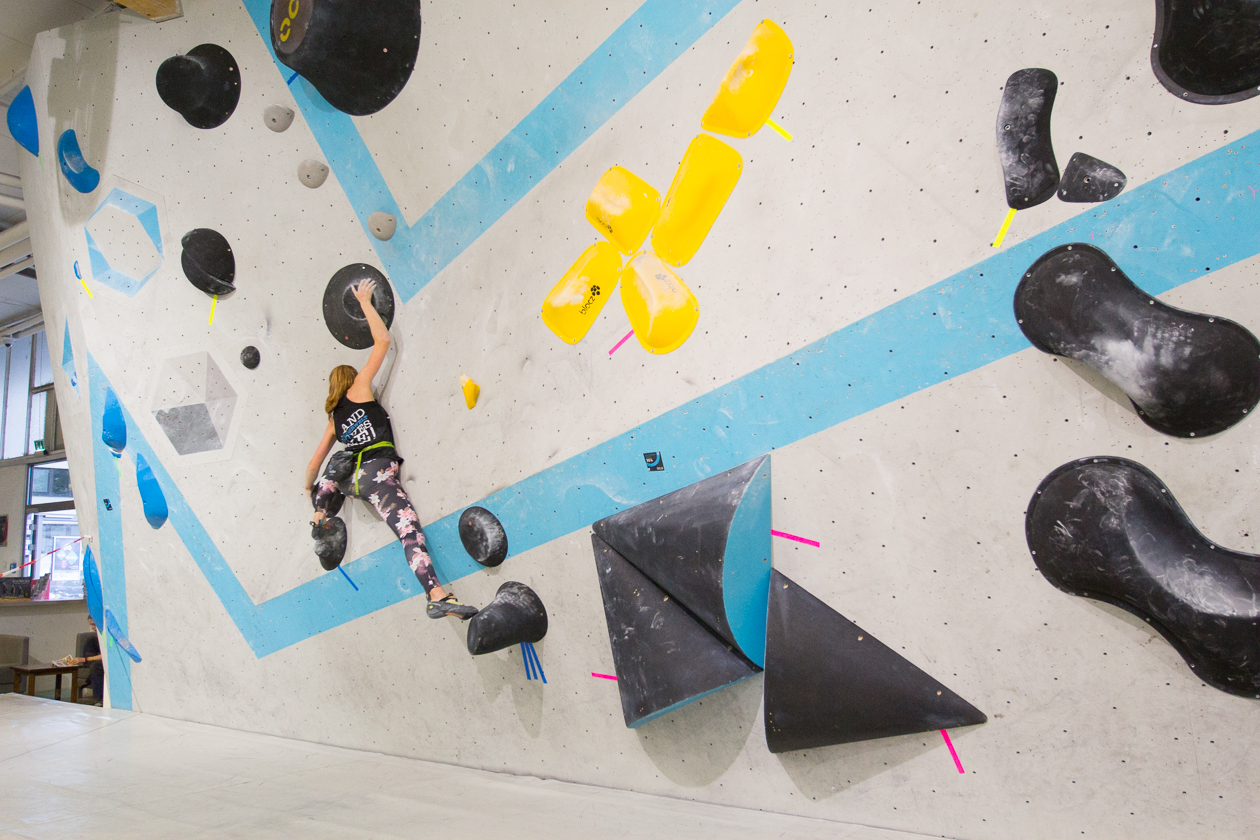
[209,295,218,325]
[992,208,1016,248]
[79,278,94,299]
[765,117,793,141]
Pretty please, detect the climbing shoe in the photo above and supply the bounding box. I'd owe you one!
[427,594,478,620]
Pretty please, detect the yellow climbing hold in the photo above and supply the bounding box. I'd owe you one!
[585,166,661,255]
[620,250,699,354]
[541,241,623,344]
[460,375,480,410]
[700,20,794,139]
[650,134,743,267]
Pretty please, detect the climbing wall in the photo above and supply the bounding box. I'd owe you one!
[16,1,1260,838]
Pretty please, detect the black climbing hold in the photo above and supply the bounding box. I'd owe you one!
[180,229,235,296]
[313,515,347,571]
[1058,152,1127,203]
[592,455,772,665]
[1151,0,1260,105]
[156,44,241,129]
[270,0,421,116]
[1014,243,1260,437]
[459,506,508,567]
[466,581,548,655]
[592,536,759,727]
[322,264,395,349]
[1027,457,1260,697]
[240,346,260,369]
[764,569,986,753]
[996,68,1060,209]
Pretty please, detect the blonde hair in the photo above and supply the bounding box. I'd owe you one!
[325,365,358,417]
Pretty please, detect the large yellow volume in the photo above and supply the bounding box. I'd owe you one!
[650,134,743,267]
[585,166,661,255]
[541,241,623,344]
[621,251,699,354]
[700,20,794,139]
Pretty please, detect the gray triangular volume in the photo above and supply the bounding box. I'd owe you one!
[764,570,986,753]
[592,535,759,729]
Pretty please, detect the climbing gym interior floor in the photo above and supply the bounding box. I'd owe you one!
[0,694,937,839]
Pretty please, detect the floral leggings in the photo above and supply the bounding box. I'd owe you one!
[312,456,439,594]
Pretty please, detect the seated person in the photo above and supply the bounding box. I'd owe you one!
[72,615,104,705]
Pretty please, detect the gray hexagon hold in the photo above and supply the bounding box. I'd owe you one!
[264,105,294,132]
[368,212,396,240]
[298,159,329,189]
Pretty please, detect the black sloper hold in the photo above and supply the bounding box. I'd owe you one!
[996,68,1060,209]
[270,0,421,116]
[459,506,508,567]
[240,346,260,369]
[1027,457,1260,698]
[1058,152,1127,203]
[467,581,547,655]
[764,569,985,753]
[1151,0,1260,105]
[1014,243,1260,437]
[313,515,347,571]
[156,44,241,129]
[181,229,235,296]
[322,264,395,350]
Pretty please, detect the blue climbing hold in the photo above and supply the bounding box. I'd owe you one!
[57,130,100,193]
[135,453,168,529]
[102,387,126,452]
[6,86,38,156]
[104,608,142,663]
[82,546,103,627]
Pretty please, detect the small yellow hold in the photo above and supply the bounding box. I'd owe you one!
[651,134,743,267]
[620,250,699,354]
[460,375,479,409]
[585,166,661,255]
[700,20,795,139]
[541,241,623,344]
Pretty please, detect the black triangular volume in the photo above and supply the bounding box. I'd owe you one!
[592,535,759,729]
[764,570,986,753]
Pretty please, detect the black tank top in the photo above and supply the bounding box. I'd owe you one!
[332,397,398,457]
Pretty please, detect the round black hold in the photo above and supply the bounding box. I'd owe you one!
[459,506,508,567]
[156,44,241,129]
[322,264,395,349]
[312,515,347,571]
[181,228,236,296]
[240,346,260,369]
[269,0,421,116]
[466,581,548,655]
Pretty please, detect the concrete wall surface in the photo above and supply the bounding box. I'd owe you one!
[15,1,1260,838]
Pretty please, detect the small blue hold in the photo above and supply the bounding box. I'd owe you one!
[135,453,168,529]
[57,130,100,193]
[6,86,38,156]
[82,546,103,627]
[102,387,126,452]
[104,608,142,663]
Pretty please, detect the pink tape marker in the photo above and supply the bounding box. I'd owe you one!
[941,729,965,774]
[771,529,820,548]
[591,672,618,681]
[608,329,635,356]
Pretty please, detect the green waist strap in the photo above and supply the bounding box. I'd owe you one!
[354,441,394,495]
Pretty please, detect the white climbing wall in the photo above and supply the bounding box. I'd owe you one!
[18,1,1260,838]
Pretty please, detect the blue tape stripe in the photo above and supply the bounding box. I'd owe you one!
[241,0,742,301]
[90,368,133,708]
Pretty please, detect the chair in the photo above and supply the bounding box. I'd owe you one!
[0,634,30,692]
[74,632,97,701]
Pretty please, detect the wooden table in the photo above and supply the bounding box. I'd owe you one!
[11,663,80,703]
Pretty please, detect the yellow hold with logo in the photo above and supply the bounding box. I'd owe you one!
[541,241,623,344]
[620,251,699,354]
[700,19,794,139]
[650,134,743,267]
[585,166,662,255]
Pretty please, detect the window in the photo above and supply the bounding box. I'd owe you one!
[23,459,81,601]
[0,330,63,461]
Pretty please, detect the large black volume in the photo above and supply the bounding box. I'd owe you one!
[466,582,547,655]
[1151,0,1260,105]
[270,0,421,116]
[996,68,1060,209]
[1014,243,1260,438]
[181,229,235,296]
[156,44,241,129]
[1027,458,1260,698]
[322,264,395,349]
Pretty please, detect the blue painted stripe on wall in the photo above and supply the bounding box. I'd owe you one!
[92,134,1260,658]
[240,0,742,301]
